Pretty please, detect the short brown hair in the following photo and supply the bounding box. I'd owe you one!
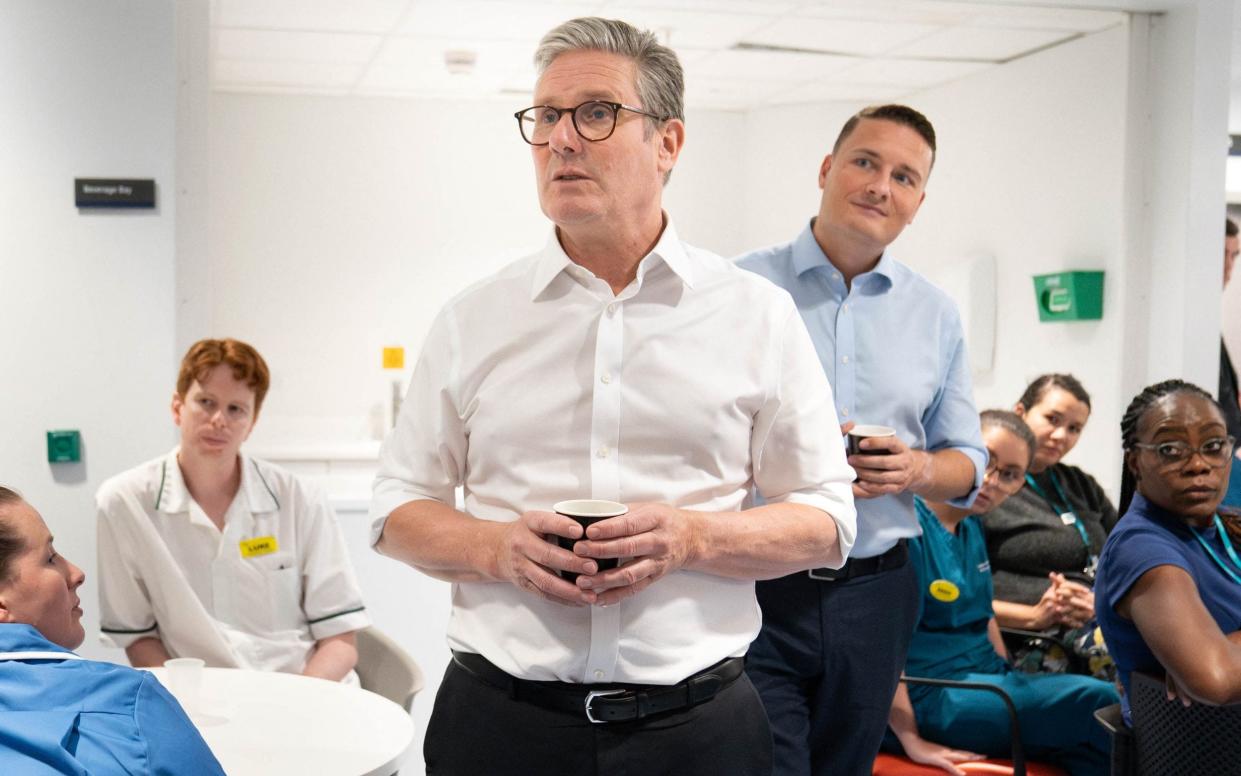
[832,104,937,170]
[0,487,27,584]
[176,339,271,416]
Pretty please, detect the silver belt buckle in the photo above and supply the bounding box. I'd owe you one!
[808,567,840,581]
[585,688,625,724]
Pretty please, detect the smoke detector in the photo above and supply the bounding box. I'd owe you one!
[444,49,477,75]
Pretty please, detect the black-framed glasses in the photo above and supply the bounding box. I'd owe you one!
[1131,436,1236,467]
[514,100,668,145]
[984,458,1026,492]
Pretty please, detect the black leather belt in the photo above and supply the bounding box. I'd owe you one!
[808,538,908,581]
[452,650,744,724]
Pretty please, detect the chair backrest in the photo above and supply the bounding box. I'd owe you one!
[354,626,425,713]
[1130,671,1241,775]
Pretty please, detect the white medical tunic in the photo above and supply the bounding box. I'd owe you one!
[97,450,370,674]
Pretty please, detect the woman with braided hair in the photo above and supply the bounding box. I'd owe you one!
[1095,379,1241,724]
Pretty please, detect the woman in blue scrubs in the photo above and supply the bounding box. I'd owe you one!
[886,411,1117,776]
[1096,380,1241,722]
[0,486,223,775]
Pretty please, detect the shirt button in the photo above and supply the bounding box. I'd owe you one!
[606,304,617,316]
[601,372,612,384]
[843,304,850,312]
[841,407,850,417]
[597,446,610,458]
[841,355,850,364]
[593,669,605,680]
[833,272,841,281]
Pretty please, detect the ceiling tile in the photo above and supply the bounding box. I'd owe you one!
[216,29,383,64]
[767,80,912,106]
[833,57,993,88]
[214,0,410,34]
[398,1,606,40]
[601,5,775,49]
[601,0,798,13]
[687,48,857,81]
[962,6,1126,32]
[213,59,363,90]
[741,15,943,57]
[891,25,1074,61]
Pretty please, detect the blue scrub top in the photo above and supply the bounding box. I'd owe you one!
[906,499,1006,688]
[1095,493,1241,722]
[0,623,224,775]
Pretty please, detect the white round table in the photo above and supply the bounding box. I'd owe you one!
[149,667,413,776]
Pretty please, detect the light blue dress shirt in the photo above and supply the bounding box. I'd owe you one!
[0,623,224,775]
[738,220,985,558]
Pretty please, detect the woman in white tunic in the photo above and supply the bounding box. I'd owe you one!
[96,338,370,680]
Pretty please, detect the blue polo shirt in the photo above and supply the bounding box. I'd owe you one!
[738,221,986,557]
[0,624,223,775]
[1095,493,1241,722]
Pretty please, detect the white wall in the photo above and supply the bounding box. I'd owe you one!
[0,0,177,660]
[740,26,1131,496]
[207,95,745,448]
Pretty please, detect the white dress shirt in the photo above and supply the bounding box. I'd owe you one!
[97,450,370,675]
[371,221,856,684]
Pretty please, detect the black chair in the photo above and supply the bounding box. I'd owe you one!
[1094,671,1241,775]
[873,675,1069,776]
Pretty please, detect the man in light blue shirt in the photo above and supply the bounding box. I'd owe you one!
[737,104,986,776]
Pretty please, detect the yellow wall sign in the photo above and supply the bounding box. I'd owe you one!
[929,579,960,602]
[239,536,279,558]
[382,347,405,369]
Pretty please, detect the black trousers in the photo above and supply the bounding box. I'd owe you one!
[424,659,773,775]
[745,560,919,776]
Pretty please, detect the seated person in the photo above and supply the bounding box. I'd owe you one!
[96,338,369,680]
[887,410,1117,776]
[1096,379,1241,724]
[983,374,1117,677]
[0,487,224,774]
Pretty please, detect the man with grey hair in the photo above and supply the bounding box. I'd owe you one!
[370,16,856,775]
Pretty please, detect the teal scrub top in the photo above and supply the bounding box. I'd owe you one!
[906,499,1007,686]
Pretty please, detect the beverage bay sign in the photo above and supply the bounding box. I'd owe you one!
[75,178,155,208]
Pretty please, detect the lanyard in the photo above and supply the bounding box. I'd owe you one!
[0,651,83,661]
[1192,515,1241,586]
[1024,470,1092,551]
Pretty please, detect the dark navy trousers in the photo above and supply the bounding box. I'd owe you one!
[746,559,919,776]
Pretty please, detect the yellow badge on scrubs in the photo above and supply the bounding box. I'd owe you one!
[929,579,960,602]
[239,535,278,558]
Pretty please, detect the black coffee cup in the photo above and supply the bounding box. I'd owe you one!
[846,425,896,457]
[552,499,627,582]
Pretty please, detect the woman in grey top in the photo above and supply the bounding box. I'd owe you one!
[981,374,1118,676]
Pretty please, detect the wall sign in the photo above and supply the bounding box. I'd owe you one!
[75,178,156,208]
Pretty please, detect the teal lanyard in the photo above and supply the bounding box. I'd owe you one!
[1017,469,1097,571]
[1192,515,1241,586]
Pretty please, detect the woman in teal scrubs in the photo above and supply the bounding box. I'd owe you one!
[886,411,1117,776]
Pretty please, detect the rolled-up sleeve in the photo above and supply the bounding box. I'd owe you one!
[926,309,986,508]
[370,308,467,546]
[752,303,857,567]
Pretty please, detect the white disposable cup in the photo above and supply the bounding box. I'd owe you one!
[163,657,205,713]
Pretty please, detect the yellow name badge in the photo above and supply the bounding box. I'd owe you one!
[929,579,960,602]
[239,536,279,558]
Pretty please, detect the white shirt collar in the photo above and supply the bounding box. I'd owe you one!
[156,449,279,515]
[528,216,696,301]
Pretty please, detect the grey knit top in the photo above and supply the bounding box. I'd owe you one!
[980,463,1119,605]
